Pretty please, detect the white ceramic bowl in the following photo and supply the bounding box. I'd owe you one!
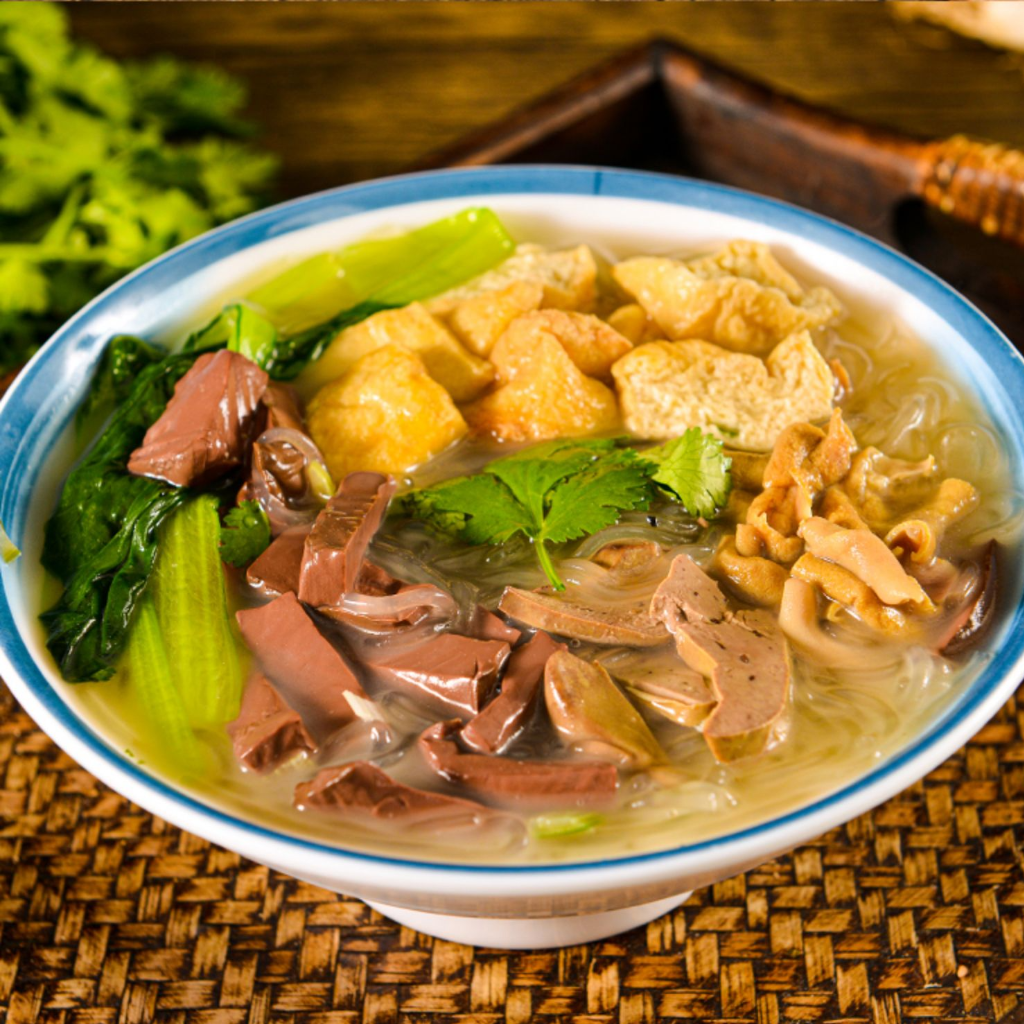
[2,168,1023,948]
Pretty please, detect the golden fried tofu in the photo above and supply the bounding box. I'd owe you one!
[307,345,467,479]
[613,242,842,355]
[447,280,544,357]
[426,244,598,316]
[464,331,619,443]
[611,331,835,450]
[607,303,666,345]
[686,240,806,299]
[492,309,632,382]
[298,302,493,402]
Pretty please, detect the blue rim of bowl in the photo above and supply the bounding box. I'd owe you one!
[1,165,1023,877]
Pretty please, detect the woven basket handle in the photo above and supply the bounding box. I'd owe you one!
[916,135,1024,247]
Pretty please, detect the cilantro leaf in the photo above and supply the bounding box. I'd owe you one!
[403,440,654,590]
[643,428,732,518]
[219,501,271,568]
[407,474,533,546]
[540,455,651,544]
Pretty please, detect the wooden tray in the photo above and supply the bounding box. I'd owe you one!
[418,38,1024,352]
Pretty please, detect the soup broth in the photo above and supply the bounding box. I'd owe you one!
[41,216,1021,865]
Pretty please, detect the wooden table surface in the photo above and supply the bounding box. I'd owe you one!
[69,3,1024,201]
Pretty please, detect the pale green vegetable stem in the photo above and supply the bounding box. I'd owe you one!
[152,495,244,728]
[125,596,204,771]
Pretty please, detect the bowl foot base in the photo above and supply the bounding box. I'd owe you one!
[365,892,691,948]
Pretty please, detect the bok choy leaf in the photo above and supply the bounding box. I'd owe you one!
[125,594,206,774]
[151,494,244,727]
[248,206,514,333]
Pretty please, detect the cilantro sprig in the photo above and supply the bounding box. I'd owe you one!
[402,432,732,590]
[644,428,732,519]
[219,501,271,568]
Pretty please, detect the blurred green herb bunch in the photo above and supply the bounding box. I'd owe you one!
[0,5,276,377]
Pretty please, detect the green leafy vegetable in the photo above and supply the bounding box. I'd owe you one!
[529,812,604,839]
[42,482,187,681]
[0,5,276,377]
[0,517,19,563]
[219,500,271,568]
[403,439,653,590]
[643,428,733,519]
[152,495,244,728]
[75,334,164,437]
[124,594,205,775]
[42,350,198,581]
[40,350,201,680]
[252,207,515,381]
[182,302,278,370]
[248,207,515,334]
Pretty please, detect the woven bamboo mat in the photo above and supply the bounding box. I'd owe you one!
[1,679,1023,1024]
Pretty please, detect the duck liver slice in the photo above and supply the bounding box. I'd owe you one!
[129,350,268,487]
[236,592,365,743]
[650,554,790,762]
[419,720,617,809]
[226,671,316,773]
[295,761,498,830]
[298,472,397,606]
[371,634,510,718]
[499,587,668,647]
[649,553,729,628]
[461,631,565,754]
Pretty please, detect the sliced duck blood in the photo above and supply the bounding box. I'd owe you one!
[297,472,397,607]
[246,524,310,598]
[128,350,268,487]
[295,761,501,832]
[544,651,665,768]
[370,634,510,718]
[356,561,403,597]
[940,541,998,656]
[226,671,316,773]
[236,592,366,744]
[466,605,522,645]
[419,721,618,810]
[650,554,791,763]
[498,587,668,647]
[461,632,565,755]
[260,382,304,433]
